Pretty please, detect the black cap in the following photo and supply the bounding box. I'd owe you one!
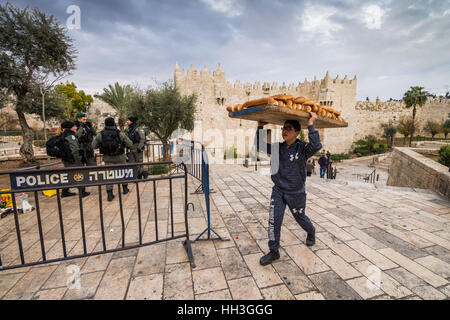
[284,119,301,132]
[61,121,75,129]
[105,117,115,126]
[128,116,138,124]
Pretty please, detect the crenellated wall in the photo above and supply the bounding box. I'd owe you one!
[174,63,358,155]
[174,63,450,155]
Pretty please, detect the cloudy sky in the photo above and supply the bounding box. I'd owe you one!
[8,0,450,100]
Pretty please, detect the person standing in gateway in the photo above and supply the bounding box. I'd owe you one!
[92,117,133,201]
[255,113,322,266]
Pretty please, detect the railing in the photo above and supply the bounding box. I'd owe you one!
[178,139,226,243]
[326,160,338,180]
[0,161,195,271]
[364,169,378,184]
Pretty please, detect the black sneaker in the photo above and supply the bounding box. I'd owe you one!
[122,185,130,195]
[107,190,115,202]
[259,250,280,266]
[306,233,316,246]
[61,190,76,198]
[81,191,90,198]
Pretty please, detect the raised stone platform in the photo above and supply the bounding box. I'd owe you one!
[0,164,449,300]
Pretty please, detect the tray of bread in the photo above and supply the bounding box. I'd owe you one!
[226,95,348,129]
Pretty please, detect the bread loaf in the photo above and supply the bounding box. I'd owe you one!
[286,100,293,108]
[312,105,319,113]
[294,97,306,104]
[303,100,316,106]
[272,94,295,102]
[242,97,276,109]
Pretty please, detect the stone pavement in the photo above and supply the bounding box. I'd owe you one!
[0,164,449,300]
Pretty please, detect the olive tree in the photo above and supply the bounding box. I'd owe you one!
[0,3,76,163]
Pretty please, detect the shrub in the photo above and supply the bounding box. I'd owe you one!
[33,140,46,148]
[0,130,22,136]
[354,147,370,155]
[438,145,450,168]
[330,153,350,162]
[149,164,169,175]
[224,146,238,159]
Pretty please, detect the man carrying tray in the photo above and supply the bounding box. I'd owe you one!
[255,112,322,266]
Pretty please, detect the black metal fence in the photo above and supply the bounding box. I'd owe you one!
[0,161,195,271]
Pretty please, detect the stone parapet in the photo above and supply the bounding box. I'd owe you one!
[387,147,450,198]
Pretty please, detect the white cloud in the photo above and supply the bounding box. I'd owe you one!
[200,0,242,17]
[362,4,386,30]
[299,4,343,43]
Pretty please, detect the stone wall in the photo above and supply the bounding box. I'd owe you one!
[353,99,450,142]
[174,63,450,155]
[387,147,450,198]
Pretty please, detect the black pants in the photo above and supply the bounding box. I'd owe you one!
[268,186,315,251]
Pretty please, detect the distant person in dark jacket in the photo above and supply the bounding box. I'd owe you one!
[318,154,328,178]
[256,112,322,266]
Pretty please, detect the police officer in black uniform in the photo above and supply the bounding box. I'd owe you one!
[60,121,90,198]
[126,116,148,179]
[75,113,97,167]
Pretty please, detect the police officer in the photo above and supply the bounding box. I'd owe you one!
[60,121,90,198]
[75,113,97,167]
[92,117,133,201]
[126,116,148,179]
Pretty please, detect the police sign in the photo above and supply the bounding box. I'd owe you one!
[10,166,139,191]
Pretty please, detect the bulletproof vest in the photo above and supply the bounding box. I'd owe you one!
[100,129,125,156]
[61,131,76,163]
[76,121,94,144]
[127,124,141,144]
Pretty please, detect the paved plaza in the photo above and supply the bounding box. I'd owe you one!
[0,164,449,300]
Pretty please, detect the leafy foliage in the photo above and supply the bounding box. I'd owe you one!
[354,135,377,153]
[442,119,450,140]
[127,81,197,161]
[438,145,450,168]
[381,121,397,147]
[0,2,76,162]
[56,82,93,119]
[422,120,441,140]
[94,82,132,130]
[402,86,428,146]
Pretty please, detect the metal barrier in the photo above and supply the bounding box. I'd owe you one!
[0,161,195,271]
[179,139,226,243]
[364,169,378,184]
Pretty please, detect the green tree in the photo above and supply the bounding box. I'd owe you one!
[94,82,132,130]
[397,116,413,146]
[0,3,76,163]
[403,86,428,147]
[128,81,197,161]
[56,82,93,119]
[442,119,450,140]
[423,120,441,140]
[381,121,397,148]
[354,135,377,154]
[438,145,450,168]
